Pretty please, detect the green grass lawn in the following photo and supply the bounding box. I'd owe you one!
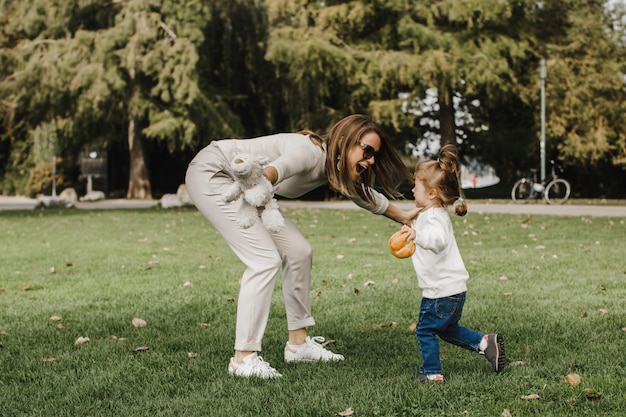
[1,206,625,417]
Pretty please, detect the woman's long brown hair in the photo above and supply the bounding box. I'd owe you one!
[313,114,413,204]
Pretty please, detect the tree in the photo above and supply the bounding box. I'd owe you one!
[541,0,626,167]
[264,0,536,153]
[0,0,241,198]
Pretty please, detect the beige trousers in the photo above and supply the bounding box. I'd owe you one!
[185,143,316,352]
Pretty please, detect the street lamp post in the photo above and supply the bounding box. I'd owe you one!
[540,58,546,183]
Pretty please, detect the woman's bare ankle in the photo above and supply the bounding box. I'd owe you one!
[234,350,255,363]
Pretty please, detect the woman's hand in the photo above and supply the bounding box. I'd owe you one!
[402,207,421,226]
[263,166,279,185]
[383,204,421,226]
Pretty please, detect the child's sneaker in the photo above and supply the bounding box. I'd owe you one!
[284,336,345,362]
[481,334,506,372]
[417,374,444,383]
[228,353,282,379]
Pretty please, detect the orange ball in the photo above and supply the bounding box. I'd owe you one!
[388,230,416,258]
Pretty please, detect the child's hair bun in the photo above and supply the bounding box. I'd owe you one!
[388,231,416,259]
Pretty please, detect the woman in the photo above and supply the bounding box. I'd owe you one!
[185,114,420,378]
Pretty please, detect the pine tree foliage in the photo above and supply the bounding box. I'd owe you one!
[542,0,626,167]
[0,0,240,197]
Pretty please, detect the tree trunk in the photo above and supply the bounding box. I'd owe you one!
[126,117,152,199]
[439,88,456,147]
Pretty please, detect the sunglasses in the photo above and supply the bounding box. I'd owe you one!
[359,142,378,160]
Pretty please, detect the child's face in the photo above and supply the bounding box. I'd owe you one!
[412,178,437,209]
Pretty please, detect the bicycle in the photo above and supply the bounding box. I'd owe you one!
[511,161,571,205]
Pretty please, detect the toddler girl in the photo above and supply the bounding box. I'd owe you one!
[397,144,506,382]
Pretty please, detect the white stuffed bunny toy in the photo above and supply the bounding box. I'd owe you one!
[221,152,284,233]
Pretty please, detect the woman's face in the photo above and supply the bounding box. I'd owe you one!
[346,131,380,182]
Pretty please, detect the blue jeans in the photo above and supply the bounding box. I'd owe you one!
[415,292,483,375]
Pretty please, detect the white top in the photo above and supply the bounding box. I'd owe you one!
[214,133,390,214]
[410,207,469,299]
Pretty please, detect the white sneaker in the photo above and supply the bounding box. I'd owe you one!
[228,353,282,379]
[284,336,345,362]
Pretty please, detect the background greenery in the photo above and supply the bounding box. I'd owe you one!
[1,206,625,416]
[1,0,626,199]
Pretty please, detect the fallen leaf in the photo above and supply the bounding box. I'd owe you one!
[583,388,602,401]
[407,322,417,333]
[499,275,508,281]
[133,346,149,352]
[391,278,399,284]
[50,316,61,321]
[521,394,540,400]
[336,254,345,260]
[353,288,360,295]
[187,352,199,358]
[599,309,609,315]
[56,323,64,329]
[197,322,211,327]
[132,318,147,327]
[183,281,192,287]
[510,360,527,367]
[363,280,375,287]
[49,267,56,274]
[321,339,336,347]
[565,372,581,387]
[74,336,90,346]
[21,285,31,291]
[338,408,354,416]
[106,335,118,340]
[42,358,56,363]
[501,409,512,417]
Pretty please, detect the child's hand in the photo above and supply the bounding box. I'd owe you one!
[400,225,416,242]
[389,226,416,259]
